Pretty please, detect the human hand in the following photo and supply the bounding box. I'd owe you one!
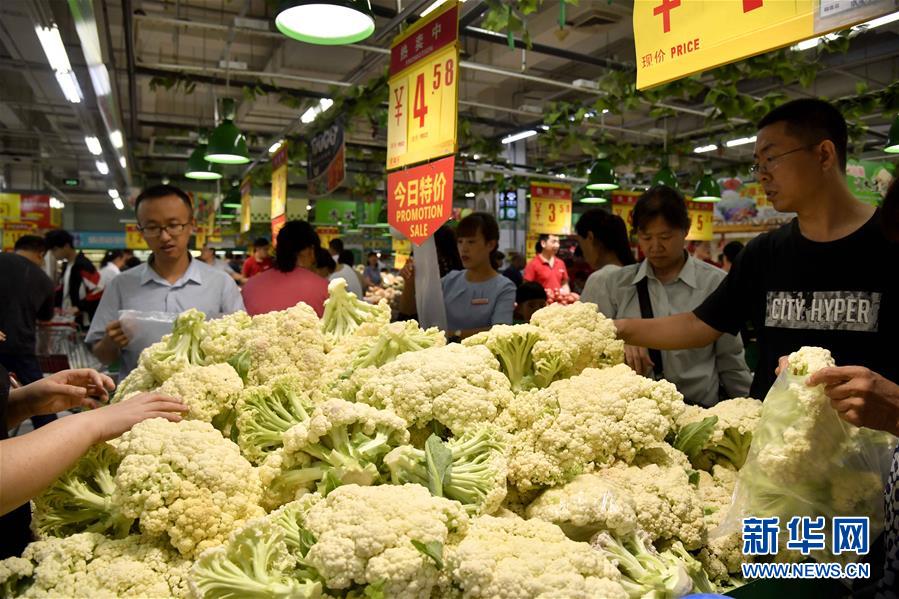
[88,392,189,443]
[775,355,789,376]
[0,330,5,342]
[400,259,415,282]
[807,366,899,435]
[105,320,130,348]
[624,345,654,377]
[14,369,115,416]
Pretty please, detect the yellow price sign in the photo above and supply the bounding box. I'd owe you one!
[394,253,410,270]
[240,177,252,234]
[271,143,288,220]
[528,182,572,236]
[686,201,714,241]
[387,2,459,170]
[0,193,21,221]
[392,237,412,255]
[1,222,37,250]
[125,224,149,250]
[610,191,642,236]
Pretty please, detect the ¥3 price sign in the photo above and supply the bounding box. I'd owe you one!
[387,2,459,170]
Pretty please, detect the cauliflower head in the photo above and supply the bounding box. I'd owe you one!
[138,308,207,383]
[321,278,390,342]
[674,397,762,471]
[235,375,316,465]
[529,302,625,379]
[156,363,243,426]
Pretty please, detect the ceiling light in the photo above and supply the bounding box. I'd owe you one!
[84,136,102,155]
[55,71,83,103]
[652,165,679,189]
[725,135,757,148]
[109,130,124,149]
[120,156,127,169]
[108,189,119,199]
[464,192,475,198]
[885,114,899,154]
[793,11,899,51]
[275,0,375,45]
[577,187,607,204]
[95,160,109,175]
[269,140,284,154]
[586,158,619,191]
[693,144,718,154]
[222,203,242,209]
[187,133,225,180]
[557,173,567,179]
[301,98,334,124]
[113,197,124,210]
[501,130,538,144]
[35,25,72,72]
[693,172,722,202]
[88,64,112,96]
[50,197,65,209]
[472,154,480,160]
[420,0,467,17]
[206,99,250,164]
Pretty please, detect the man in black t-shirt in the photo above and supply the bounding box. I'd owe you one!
[615,98,897,399]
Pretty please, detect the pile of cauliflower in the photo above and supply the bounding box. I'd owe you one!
[6,279,888,599]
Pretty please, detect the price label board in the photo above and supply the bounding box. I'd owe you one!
[271,143,288,222]
[387,2,459,170]
[125,224,149,250]
[528,182,572,235]
[686,201,715,241]
[611,191,642,236]
[1,221,38,250]
[316,226,341,250]
[0,193,21,221]
[387,155,454,245]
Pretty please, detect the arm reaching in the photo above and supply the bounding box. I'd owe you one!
[614,312,722,351]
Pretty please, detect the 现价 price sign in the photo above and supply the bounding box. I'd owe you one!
[528,182,572,235]
[686,200,714,241]
[387,155,454,245]
[387,2,459,170]
[611,191,641,236]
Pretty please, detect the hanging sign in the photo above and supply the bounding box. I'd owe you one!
[611,191,641,236]
[686,200,714,241]
[498,189,519,221]
[124,224,149,250]
[0,193,52,228]
[387,154,455,245]
[240,176,252,234]
[634,0,897,89]
[1,221,38,250]
[527,182,573,236]
[271,142,289,241]
[386,1,459,170]
[308,122,346,197]
[316,226,341,250]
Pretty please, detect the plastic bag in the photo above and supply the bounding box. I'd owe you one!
[118,310,177,357]
[719,351,897,564]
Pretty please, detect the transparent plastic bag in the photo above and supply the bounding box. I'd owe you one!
[118,310,177,357]
[719,368,897,563]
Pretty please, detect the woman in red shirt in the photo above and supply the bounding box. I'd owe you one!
[241,221,329,316]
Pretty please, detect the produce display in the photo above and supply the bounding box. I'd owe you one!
[364,273,404,308]
[2,282,893,598]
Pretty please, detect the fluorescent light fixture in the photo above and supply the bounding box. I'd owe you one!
[602,109,610,114]
[464,192,475,198]
[863,10,899,29]
[557,173,567,179]
[88,64,111,96]
[268,140,284,154]
[35,25,72,72]
[420,0,460,17]
[120,156,127,169]
[725,136,757,148]
[109,130,124,149]
[301,98,334,124]
[694,144,718,154]
[55,71,83,103]
[50,197,65,209]
[472,154,480,160]
[793,11,899,50]
[108,189,119,199]
[501,129,538,144]
[113,197,124,210]
[95,160,109,175]
[538,125,550,131]
[84,136,102,155]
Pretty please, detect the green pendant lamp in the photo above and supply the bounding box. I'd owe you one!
[185,131,224,180]
[275,0,375,45]
[885,114,899,154]
[220,180,242,209]
[576,186,608,204]
[206,99,250,165]
[652,165,679,189]
[693,171,722,202]
[586,158,619,191]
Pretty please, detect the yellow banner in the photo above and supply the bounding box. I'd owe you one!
[0,193,20,221]
[240,176,252,234]
[271,143,289,222]
[634,0,896,89]
[124,224,148,250]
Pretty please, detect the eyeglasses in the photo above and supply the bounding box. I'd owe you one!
[137,222,190,238]
[749,144,815,175]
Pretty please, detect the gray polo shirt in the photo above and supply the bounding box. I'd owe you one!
[581,255,752,406]
[86,257,245,379]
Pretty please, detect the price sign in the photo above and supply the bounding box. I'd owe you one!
[271,142,288,222]
[0,193,21,222]
[1,221,37,250]
[240,176,252,234]
[392,237,412,255]
[528,182,572,235]
[387,2,459,170]
[611,191,641,236]
[387,155,454,245]
[125,224,149,250]
[686,201,715,241]
[316,226,341,250]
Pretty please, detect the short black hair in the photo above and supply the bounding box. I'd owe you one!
[434,224,463,276]
[757,98,848,171]
[134,184,193,214]
[253,237,270,249]
[14,234,46,253]
[275,220,320,273]
[722,240,744,264]
[367,251,378,258]
[315,246,336,273]
[329,238,344,253]
[45,229,74,249]
[575,209,635,266]
[457,212,500,245]
[101,249,124,267]
[338,249,355,267]
[516,281,547,304]
[632,185,691,232]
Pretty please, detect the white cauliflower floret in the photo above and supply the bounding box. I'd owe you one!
[446,514,626,599]
[674,397,762,471]
[112,419,264,558]
[156,363,243,425]
[353,344,514,436]
[321,278,391,343]
[696,467,743,585]
[198,310,253,365]
[501,364,685,490]
[138,309,206,383]
[529,302,625,378]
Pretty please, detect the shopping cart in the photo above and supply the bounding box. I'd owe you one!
[35,318,101,373]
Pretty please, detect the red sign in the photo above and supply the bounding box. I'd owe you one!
[19,194,51,228]
[390,4,458,76]
[387,155,454,245]
[271,145,289,170]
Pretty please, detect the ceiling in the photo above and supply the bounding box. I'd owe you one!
[1,0,897,208]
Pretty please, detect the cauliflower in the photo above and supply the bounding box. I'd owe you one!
[528,302,625,378]
[198,310,253,366]
[112,363,157,402]
[321,278,390,342]
[445,514,626,599]
[674,398,762,471]
[235,375,316,465]
[591,530,695,599]
[259,399,409,509]
[156,363,243,429]
[353,344,514,436]
[695,467,744,587]
[138,309,207,383]
[113,418,265,558]
[501,364,685,490]
[385,426,508,515]
[301,484,469,598]
[0,532,191,598]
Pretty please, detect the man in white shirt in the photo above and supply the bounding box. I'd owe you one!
[329,250,364,298]
[99,250,127,289]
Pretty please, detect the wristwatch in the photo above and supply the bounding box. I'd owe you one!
[448,329,462,343]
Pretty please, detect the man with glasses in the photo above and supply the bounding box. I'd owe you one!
[614,98,898,400]
[86,184,244,380]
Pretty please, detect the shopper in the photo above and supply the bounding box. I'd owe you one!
[330,250,364,297]
[241,220,329,317]
[442,212,515,340]
[577,209,635,307]
[45,229,102,327]
[397,225,464,321]
[590,185,751,406]
[363,252,383,288]
[0,365,187,558]
[200,244,245,284]
[329,237,344,263]
[123,255,142,271]
[314,246,337,280]
[524,234,570,294]
[501,252,526,287]
[242,237,273,279]
[513,282,547,324]
[99,250,127,289]
[614,98,899,400]
[720,240,744,273]
[0,235,56,428]
[86,184,245,380]
[225,251,243,275]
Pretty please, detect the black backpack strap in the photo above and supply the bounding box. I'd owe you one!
[635,277,664,377]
